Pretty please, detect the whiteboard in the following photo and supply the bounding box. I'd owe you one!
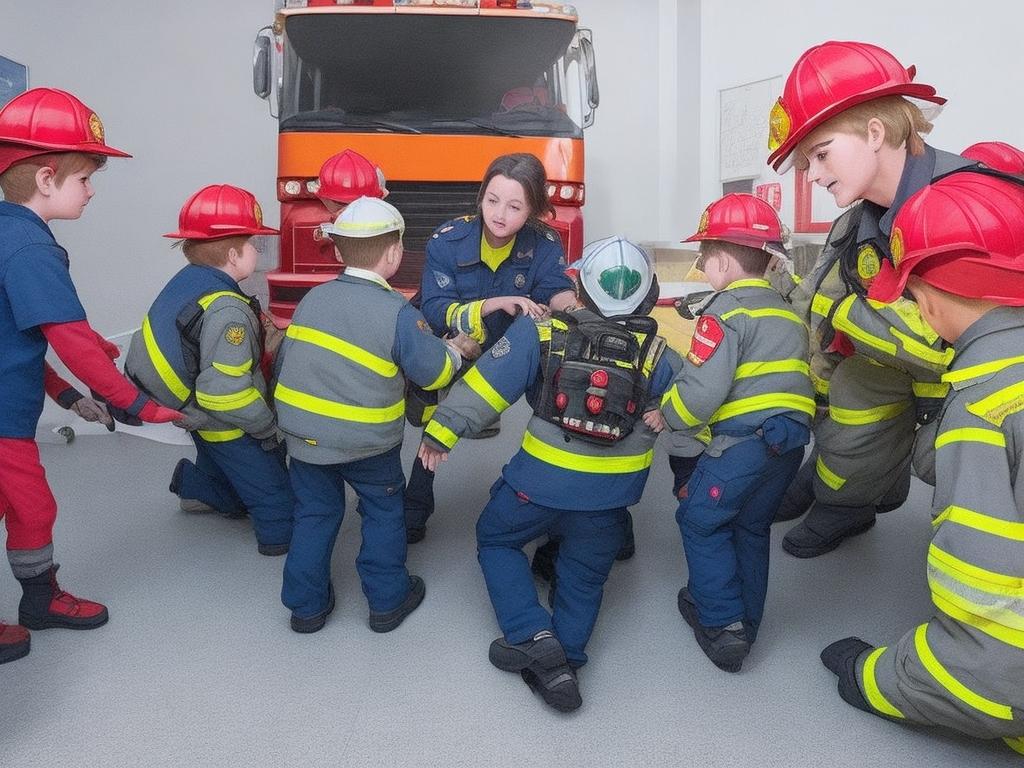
[719,76,782,182]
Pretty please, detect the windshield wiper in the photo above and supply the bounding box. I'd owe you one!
[360,119,422,134]
[430,119,521,137]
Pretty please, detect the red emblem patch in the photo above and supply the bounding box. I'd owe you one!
[687,316,724,366]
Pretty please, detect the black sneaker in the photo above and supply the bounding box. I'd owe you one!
[406,526,426,545]
[677,587,750,673]
[369,575,425,633]
[258,542,290,557]
[490,630,582,713]
[290,583,335,634]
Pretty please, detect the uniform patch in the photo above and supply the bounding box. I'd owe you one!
[768,99,791,151]
[697,207,710,235]
[890,227,905,268]
[433,270,451,288]
[514,273,526,289]
[686,315,724,366]
[491,337,511,358]
[88,113,104,142]
[516,248,534,260]
[416,319,431,333]
[857,244,880,281]
[225,325,246,345]
[253,201,263,226]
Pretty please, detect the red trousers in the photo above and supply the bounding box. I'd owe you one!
[0,438,58,551]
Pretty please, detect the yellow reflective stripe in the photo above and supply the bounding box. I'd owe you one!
[286,324,399,378]
[966,381,1024,428]
[212,359,253,377]
[912,381,950,399]
[424,420,458,450]
[811,293,834,318]
[196,428,244,442]
[929,543,1024,593]
[196,387,262,412]
[734,359,810,379]
[695,425,712,445]
[832,295,898,356]
[197,291,248,310]
[463,366,510,413]
[810,371,830,396]
[816,455,846,491]
[1005,736,1024,755]
[521,430,653,474]
[710,393,816,423]
[890,328,954,367]
[913,624,1014,720]
[444,302,459,327]
[935,427,1006,450]
[860,648,905,719]
[536,323,552,342]
[933,505,1024,541]
[274,382,404,424]
[551,318,569,331]
[933,590,1024,650]
[142,316,191,403]
[421,353,454,392]
[829,399,910,426]
[869,296,940,343]
[719,307,804,325]
[453,301,486,343]
[422,405,437,423]
[661,386,702,427]
[725,278,771,290]
[942,354,1024,384]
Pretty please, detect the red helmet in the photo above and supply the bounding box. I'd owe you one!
[317,149,387,204]
[164,184,279,240]
[683,193,785,253]
[0,88,130,163]
[962,142,1024,175]
[868,174,1024,305]
[767,41,945,172]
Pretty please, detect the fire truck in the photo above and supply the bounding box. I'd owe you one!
[252,0,599,321]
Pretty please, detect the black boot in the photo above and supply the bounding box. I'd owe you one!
[677,587,749,672]
[781,502,876,558]
[490,630,581,712]
[18,565,109,630]
[773,456,816,523]
[369,575,425,633]
[821,637,874,714]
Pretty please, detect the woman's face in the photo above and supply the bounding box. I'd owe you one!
[800,127,881,208]
[481,174,531,247]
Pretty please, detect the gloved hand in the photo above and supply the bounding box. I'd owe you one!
[70,397,115,431]
[138,399,184,424]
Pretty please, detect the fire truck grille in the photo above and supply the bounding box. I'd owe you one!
[386,181,480,290]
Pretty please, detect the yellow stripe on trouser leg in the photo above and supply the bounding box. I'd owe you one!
[815,455,846,491]
[860,647,905,718]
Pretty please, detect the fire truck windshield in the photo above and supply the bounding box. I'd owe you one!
[279,14,583,138]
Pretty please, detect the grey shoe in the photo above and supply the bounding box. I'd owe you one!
[677,587,750,673]
[369,575,425,633]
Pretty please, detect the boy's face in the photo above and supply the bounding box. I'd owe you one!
[696,244,731,291]
[800,126,880,208]
[234,238,262,281]
[48,167,96,221]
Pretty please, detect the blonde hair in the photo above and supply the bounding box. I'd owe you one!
[0,152,106,203]
[330,231,401,268]
[794,96,933,171]
[180,235,249,267]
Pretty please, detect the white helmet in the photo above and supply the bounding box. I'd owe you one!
[577,236,656,317]
[321,196,404,239]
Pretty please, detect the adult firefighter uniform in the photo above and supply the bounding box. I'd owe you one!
[821,173,1024,753]
[767,41,986,558]
[420,236,680,711]
[125,185,294,554]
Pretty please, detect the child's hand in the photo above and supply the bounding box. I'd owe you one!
[642,408,667,433]
[417,440,448,472]
[446,332,482,360]
[70,397,114,430]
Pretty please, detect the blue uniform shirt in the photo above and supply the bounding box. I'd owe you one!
[419,215,573,347]
[0,201,87,437]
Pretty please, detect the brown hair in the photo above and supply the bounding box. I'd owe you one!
[0,152,107,203]
[329,231,401,269]
[793,96,933,171]
[700,240,771,276]
[476,153,554,223]
[180,235,249,267]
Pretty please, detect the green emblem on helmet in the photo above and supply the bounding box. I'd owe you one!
[598,265,642,299]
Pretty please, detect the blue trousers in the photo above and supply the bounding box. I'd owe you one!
[476,479,625,667]
[176,433,294,547]
[282,445,409,619]
[675,437,803,638]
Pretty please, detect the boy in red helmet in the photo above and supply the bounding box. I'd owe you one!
[0,88,182,664]
[821,173,1024,754]
[766,41,997,559]
[124,185,295,557]
[660,194,814,672]
[316,149,387,216]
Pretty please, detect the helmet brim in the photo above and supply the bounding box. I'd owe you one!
[0,136,131,159]
[162,224,280,240]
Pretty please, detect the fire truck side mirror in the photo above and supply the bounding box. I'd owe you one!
[580,35,599,111]
[253,31,272,100]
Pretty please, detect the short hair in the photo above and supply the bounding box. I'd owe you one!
[180,235,249,267]
[477,153,554,223]
[700,240,771,275]
[329,230,401,269]
[794,95,933,172]
[0,152,107,203]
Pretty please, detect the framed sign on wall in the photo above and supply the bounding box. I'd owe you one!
[0,55,28,108]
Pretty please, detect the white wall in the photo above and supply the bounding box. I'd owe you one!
[698,0,1024,239]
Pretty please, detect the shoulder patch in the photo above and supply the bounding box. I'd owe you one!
[515,248,534,261]
[224,325,246,346]
[514,273,526,289]
[416,319,431,333]
[433,270,452,289]
[491,336,512,358]
[686,315,724,366]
